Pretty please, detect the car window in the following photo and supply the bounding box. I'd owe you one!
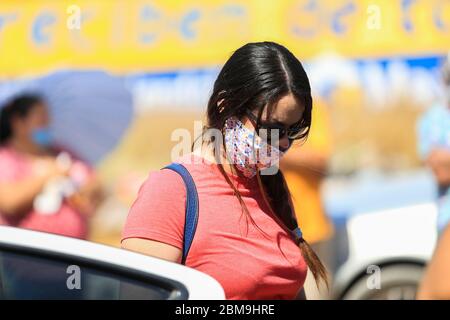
[0,246,187,300]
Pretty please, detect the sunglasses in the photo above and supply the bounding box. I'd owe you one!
[245,110,305,140]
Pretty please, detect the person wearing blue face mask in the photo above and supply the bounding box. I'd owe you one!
[416,54,450,299]
[417,54,450,234]
[31,126,54,147]
[0,94,103,239]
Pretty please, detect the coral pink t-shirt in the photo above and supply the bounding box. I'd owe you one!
[0,146,89,239]
[122,153,307,300]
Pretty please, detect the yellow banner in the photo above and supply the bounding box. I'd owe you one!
[0,0,449,77]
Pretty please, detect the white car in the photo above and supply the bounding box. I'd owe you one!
[326,170,439,300]
[0,226,225,300]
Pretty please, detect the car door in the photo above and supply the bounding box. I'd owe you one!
[0,226,224,300]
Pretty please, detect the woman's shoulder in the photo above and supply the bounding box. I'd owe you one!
[143,164,187,196]
[0,146,23,181]
[145,152,219,194]
[173,152,218,175]
[0,145,19,163]
[175,152,208,165]
[0,145,13,155]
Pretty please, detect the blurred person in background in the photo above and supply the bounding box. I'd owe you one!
[417,54,450,234]
[417,223,450,299]
[0,94,103,239]
[280,98,333,299]
[122,42,328,300]
[416,54,450,299]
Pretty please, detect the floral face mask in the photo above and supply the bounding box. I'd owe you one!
[224,117,288,178]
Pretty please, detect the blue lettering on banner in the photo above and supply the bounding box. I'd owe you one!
[32,11,56,45]
[401,0,416,33]
[180,9,200,40]
[331,1,356,35]
[0,13,17,40]
[433,0,449,32]
[291,0,318,38]
[139,5,160,44]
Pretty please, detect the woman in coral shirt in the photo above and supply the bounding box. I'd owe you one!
[122,42,328,299]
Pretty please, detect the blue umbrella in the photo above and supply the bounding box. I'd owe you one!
[0,70,134,165]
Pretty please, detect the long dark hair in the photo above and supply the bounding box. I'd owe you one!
[197,41,328,287]
[0,94,44,145]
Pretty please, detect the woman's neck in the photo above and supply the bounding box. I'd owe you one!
[194,141,240,177]
[8,137,48,157]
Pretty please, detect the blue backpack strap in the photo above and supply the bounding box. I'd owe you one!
[162,163,199,265]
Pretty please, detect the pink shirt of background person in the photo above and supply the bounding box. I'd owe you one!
[0,146,90,239]
[121,154,308,300]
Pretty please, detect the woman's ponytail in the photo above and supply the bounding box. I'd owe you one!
[298,236,329,288]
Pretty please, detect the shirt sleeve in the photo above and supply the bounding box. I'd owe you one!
[416,107,439,161]
[121,168,186,250]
